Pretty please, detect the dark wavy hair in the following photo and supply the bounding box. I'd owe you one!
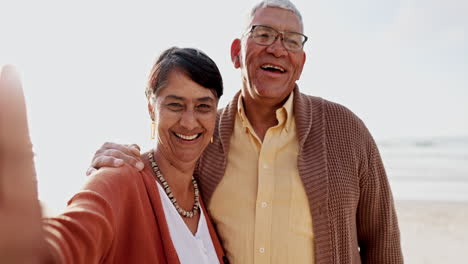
[145,47,223,100]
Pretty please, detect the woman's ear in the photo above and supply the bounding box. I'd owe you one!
[147,101,155,121]
[230,39,242,69]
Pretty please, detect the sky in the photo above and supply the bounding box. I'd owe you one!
[1,0,467,212]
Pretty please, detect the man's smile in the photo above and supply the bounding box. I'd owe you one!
[260,63,286,73]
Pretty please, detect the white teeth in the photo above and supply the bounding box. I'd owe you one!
[175,133,199,140]
[261,64,286,72]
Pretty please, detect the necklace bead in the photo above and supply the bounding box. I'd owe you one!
[148,152,200,218]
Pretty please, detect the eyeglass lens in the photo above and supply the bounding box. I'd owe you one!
[251,25,306,51]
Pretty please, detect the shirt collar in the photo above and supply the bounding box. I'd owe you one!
[237,95,251,133]
[279,91,294,133]
[237,91,295,133]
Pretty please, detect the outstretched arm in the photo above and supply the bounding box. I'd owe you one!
[0,65,53,263]
[86,143,144,176]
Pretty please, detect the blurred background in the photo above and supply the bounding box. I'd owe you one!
[1,0,467,262]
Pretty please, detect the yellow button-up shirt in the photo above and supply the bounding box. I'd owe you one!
[209,92,314,264]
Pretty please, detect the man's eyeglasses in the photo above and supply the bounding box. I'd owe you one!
[248,25,308,52]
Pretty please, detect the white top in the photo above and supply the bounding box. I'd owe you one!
[157,182,220,264]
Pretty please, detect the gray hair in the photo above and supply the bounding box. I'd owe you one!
[247,0,303,31]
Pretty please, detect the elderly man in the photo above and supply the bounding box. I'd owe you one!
[90,0,403,263]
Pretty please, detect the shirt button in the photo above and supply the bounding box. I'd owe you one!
[261,202,268,208]
[259,247,265,253]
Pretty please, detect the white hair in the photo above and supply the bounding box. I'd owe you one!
[246,0,303,31]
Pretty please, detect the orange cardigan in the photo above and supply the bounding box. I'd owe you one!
[43,162,226,263]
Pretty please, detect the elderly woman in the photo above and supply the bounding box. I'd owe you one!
[0,47,226,263]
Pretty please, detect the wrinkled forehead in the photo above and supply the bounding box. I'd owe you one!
[245,6,303,33]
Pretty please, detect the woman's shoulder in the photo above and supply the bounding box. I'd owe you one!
[88,165,140,182]
[81,165,145,197]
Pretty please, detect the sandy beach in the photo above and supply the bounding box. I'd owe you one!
[395,200,468,263]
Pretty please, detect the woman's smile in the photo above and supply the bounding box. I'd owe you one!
[173,132,202,141]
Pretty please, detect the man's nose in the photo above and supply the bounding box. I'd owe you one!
[266,35,288,57]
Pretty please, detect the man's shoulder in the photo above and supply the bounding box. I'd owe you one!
[323,98,361,121]
[297,92,362,122]
[297,92,374,144]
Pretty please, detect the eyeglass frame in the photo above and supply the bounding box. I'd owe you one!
[246,24,308,51]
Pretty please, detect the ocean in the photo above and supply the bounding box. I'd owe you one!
[379,136,468,201]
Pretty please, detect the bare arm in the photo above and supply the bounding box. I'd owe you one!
[0,65,54,263]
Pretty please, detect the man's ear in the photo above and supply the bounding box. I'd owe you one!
[296,52,307,81]
[230,39,242,69]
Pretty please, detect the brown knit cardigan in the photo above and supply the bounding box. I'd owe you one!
[197,87,403,264]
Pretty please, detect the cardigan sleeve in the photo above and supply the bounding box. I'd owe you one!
[356,135,403,263]
[42,167,132,264]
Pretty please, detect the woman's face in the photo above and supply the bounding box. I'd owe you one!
[151,70,218,166]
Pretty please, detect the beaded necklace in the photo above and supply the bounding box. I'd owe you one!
[148,152,200,218]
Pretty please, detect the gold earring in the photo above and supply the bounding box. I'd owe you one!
[151,121,156,139]
[210,136,214,143]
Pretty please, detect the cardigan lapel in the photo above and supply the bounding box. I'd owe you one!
[142,153,228,264]
[217,91,240,158]
[197,91,240,205]
[293,86,333,263]
[199,198,229,264]
[141,154,180,264]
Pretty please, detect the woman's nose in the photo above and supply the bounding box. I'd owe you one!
[179,110,198,130]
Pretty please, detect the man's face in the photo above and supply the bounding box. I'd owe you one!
[231,7,306,106]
